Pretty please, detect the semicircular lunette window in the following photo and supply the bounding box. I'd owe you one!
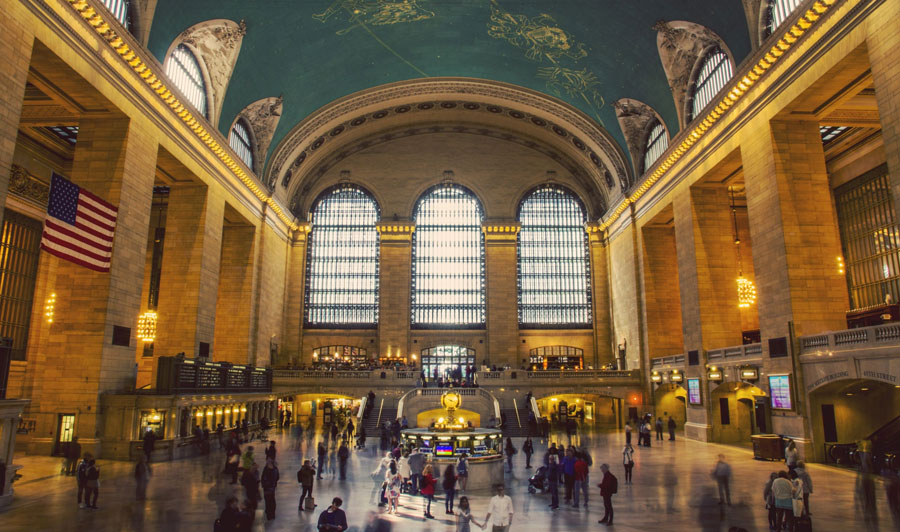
[165,44,208,119]
[767,0,804,36]
[305,186,380,327]
[690,48,734,122]
[643,121,668,174]
[517,185,591,327]
[412,185,485,328]
[229,119,254,170]
[100,0,130,27]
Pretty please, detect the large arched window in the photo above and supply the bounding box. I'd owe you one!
[766,0,804,35]
[412,185,485,327]
[229,119,254,170]
[643,121,668,173]
[100,0,130,27]
[165,44,208,119]
[305,185,380,327]
[517,185,591,327]
[689,48,733,122]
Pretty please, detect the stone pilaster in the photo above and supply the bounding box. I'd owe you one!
[155,185,224,359]
[867,0,900,219]
[640,224,683,358]
[376,222,415,362]
[29,118,158,456]
[482,222,520,368]
[586,223,612,368]
[213,224,257,364]
[282,223,311,366]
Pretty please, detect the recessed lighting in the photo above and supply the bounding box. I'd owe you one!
[861,387,869,391]
[846,393,854,396]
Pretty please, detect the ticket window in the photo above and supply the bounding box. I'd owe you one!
[139,410,166,439]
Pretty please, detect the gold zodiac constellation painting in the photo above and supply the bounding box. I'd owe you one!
[487,0,587,64]
[537,67,606,124]
[313,0,435,36]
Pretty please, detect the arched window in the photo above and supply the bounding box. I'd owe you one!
[766,0,804,35]
[690,48,733,122]
[643,121,668,173]
[165,44,208,119]
[305,185,380,327]
[412,185,485,327]
[517,185,591,327]
[101,0,130,27]
[229,119,254,170]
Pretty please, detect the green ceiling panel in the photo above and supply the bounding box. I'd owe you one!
[147,0,751,172]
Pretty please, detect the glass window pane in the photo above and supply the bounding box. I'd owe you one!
[165,45,208,119]
[690,49,733,122]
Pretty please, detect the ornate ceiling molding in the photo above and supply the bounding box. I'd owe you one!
[266,78,630,213]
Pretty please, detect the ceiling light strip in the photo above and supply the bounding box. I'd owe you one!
[65,0,299,231]
[599,0,838,232]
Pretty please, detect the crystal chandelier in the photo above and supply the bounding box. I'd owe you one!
[731,187,757,309]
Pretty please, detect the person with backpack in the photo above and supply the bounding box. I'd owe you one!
[84,458,100,509]
[76,452,91,508]
[261,459,280,520]
[597,463,617,526]
[337,441,350,480]
[134,453,151,501]
[456,452,469,492]
[298,459,316,511]
[522,437,534,469]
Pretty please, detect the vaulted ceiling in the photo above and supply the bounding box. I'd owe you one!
[146,0,752,175]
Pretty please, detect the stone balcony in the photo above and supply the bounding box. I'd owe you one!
[798,323,900,358]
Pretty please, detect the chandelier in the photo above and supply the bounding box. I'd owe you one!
[137,310,158,342]
[730,187,757,309]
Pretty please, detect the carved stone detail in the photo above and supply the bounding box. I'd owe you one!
[237,96,283,174]
[9,164,50,206]
[175,19,247,128]
[653,20,730,130]
[741,0,765,51]
[614,98,666,178]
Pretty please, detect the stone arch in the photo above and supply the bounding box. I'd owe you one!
[614,98,669,178]
[230,96,283,176]
[165,19,246,128]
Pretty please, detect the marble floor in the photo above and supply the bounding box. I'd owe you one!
[1,427,896,532]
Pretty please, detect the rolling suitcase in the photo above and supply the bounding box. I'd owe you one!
[304,496,316,511]
[794,514,812,532]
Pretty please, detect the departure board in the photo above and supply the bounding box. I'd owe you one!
[155,357,271,394]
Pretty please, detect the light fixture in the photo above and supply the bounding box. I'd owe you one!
[206,411,213,416]
[651,371,662,383]
[137,310,158,342]
[195,411,203,418]
[860,387,869,391]
[240,406,247,413]
[216,409,223,415]
[45,293,57,323]
[224,408,231,414]
[730,187,757,308]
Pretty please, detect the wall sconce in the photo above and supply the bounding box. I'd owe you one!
[670,370,684,383]
[837,256,844,275]
[215,409,223,415]
[740,367,759,381]
[708,367,723,381]
[240,406,247,413]
[195,411,203,418]
[650,371,662,383]
[45,293,57,323]
[137,310,158,342]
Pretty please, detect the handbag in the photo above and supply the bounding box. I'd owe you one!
[792,497,804,516]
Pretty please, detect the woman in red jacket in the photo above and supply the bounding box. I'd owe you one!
[421,464,436,519]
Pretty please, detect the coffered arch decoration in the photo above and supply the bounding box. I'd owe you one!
[268,78,629,217]
[653,20,733,130]
[614,98,668,181]
[230,96,283,175]
[165,18,246,128]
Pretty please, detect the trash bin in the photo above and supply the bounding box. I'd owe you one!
[752,434,785,461]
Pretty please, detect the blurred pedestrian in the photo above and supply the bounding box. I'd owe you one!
[523,437,534,469]
[65,436,81,476]
[794,461,812,515]
[134,453,151,501]
[505,437,516,472]
[386,460,401,514]
[655,417,663,441]
[668,416,676,441]
[421,463,437,519]
[785,440,799,472]
[772,471,793,531]
[711,454,732,505]
[457,452,469,492]
[623,444,634,483]
[443,463,457,514]
[241,462,261,513]
[573,452,588,508]
[547,455,560,510]
[338,441,350,480]
[597,463,617,526]
[298,459,316,510]
[261,459,279,520]
[84,458,100,509]
[562,448,576,504]
[763,471,777,530]
[456,496,484,532]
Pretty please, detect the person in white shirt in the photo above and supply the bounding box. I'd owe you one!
[484,484,514,532]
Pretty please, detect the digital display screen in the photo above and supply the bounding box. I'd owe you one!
[769,375,793,410]
[687,378,702,405]
[419,447,433,454]
[473,445,487,454]
[435,444,453,456]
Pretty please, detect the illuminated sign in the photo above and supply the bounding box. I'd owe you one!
[687,378,702,405]
[708,369,723,381]
[769,375,793,410]
[670,371,683,383]
[435,444,453,456]
[651,372,662,383]
[741,367,759,380]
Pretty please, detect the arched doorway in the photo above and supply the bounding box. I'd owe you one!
[709,382,768,445]
[421,345,475,381]
[654,383,687,429]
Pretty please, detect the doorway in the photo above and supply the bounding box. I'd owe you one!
[54,414,75,456]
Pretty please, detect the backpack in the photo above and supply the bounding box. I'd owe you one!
[87,465,100,481]
[609,473,618,494]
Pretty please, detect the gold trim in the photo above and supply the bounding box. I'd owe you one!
[599,0,838,232]
[65,0,299,231]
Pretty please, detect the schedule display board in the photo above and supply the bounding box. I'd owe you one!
[687,378,702,405]
[156,357,272,394]
[768,374,793,410]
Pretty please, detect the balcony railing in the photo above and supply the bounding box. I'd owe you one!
[706,343,762,362]
[799,323,900,355]
[650,354,685,369]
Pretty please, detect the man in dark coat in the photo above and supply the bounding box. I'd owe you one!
[597,463,617,526]
[261,460,279,520]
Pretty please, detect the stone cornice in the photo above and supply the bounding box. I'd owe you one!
[376,222,415,243]
[482,222,520,242]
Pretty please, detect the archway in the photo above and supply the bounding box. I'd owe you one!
[654,383,687,430]
[533,392,624,433]
[709,382,768,445]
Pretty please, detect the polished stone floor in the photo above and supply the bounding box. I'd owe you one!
[2,426,896,531]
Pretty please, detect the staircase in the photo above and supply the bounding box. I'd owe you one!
[500,397,533,438]
[868,413,900,469]
[360,397,397,437]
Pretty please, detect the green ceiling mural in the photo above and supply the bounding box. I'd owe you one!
[147,0,751,173]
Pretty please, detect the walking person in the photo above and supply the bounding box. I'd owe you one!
[241,462,261,513]
[623,444,635,483]
[443,463,458,514]
[265,441,277,463]
[573,452,588,508]
[655,417,663,441]
[562,447,576,504]
[298,459,316,511]
[84,458,100,509]
[134,454,151,501]
[785,440,800,472]
[408,447,425,494]
[456,496,485,532]
[142,428,156,462]
[795,461,813,516]
[338,441,350,480]
[763,472,778,531]
[505,437,516,473]
[386,460,401,514]
[227,445,241,484]
[547,455,561,510]
[625,422,632,446]
[76,453,91,508]
[711,454,732,505]
[317,442,327,480]
[668,416,677,441]
[317,497,348,531]
[485,484,514,532]
[261,459,280,520]
[456,452,469,492]
[65,436,81,476]
[523,437,534,469]
[597,463,617,526]
[421,464,437,519]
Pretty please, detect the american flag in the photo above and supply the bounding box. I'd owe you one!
[41,172,118,272]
